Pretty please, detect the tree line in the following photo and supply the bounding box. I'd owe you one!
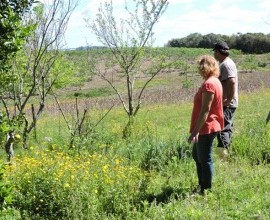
[166,32,270,54]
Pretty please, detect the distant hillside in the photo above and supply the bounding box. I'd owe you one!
[63,46,107,51]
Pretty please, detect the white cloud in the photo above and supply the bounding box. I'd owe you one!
[257,0,270,8]
[64,0,270,48]
[38,0,54,4]
[81,0,126,17]
[154,0,270,45]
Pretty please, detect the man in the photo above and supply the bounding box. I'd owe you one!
[213,41,238,159]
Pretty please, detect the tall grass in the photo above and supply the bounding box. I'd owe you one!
[232,89,270,163]
[1,88,270,219]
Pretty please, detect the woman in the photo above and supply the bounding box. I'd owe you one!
[188,55,224,195]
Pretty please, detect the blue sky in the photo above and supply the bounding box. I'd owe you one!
[54,0,270,48]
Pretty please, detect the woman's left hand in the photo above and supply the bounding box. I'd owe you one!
[188,132,199,144]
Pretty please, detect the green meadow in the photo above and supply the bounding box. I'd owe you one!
[1,48,270,219]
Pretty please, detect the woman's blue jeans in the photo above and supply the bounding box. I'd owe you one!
[192,132,217,191]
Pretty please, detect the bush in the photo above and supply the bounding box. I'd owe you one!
[6,150,146,219]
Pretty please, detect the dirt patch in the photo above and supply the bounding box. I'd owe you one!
[43,71,270,116]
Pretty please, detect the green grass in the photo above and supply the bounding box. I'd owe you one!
[232,89,270,163]
[1,88,270,219]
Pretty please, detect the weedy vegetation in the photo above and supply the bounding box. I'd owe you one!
[0,45,270,219]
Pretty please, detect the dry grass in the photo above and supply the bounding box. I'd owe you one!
[43,69,270,117]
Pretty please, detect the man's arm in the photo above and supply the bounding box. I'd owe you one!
[223,77,236,106]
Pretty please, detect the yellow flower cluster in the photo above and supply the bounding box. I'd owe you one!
[5,149,144,195]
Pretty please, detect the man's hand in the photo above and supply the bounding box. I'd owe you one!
[223,98,231,107]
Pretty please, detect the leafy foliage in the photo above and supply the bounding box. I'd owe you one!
[0,0,34,91]
[0,165,13,208]
[7,150,145,219]
[1,0,78,149]
[167,32,270,54]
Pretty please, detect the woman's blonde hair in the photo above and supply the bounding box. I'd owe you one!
[197,55,220,79]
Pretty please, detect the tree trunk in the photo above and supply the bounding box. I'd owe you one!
[122,116,134,139]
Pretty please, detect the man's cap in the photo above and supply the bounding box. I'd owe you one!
[213,41,230,51]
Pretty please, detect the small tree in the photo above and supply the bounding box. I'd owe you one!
[86,0,169,137]
[52,91,114,149]
[1,0,78,148]
[0,0,35,159]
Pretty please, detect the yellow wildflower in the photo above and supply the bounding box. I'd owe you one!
[64,183,70,188]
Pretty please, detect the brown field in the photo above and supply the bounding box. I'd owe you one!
[44,69,270,116]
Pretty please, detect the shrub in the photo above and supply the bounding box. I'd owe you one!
[5,149,146,219]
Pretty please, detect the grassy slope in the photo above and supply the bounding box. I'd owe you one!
[4,48,270,219]
[129,89,270,220]
[30,88,270,219]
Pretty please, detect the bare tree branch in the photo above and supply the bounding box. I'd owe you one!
[2,0,78,147]
[86,0,168,137]
[100,73,129,115]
